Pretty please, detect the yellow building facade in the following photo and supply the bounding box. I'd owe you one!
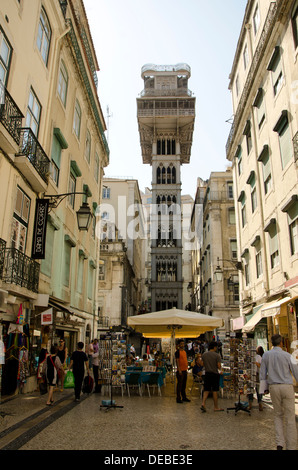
[0,0,109,395]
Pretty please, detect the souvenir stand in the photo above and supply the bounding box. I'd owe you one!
[98,333,125,411]
[222,337,257,415]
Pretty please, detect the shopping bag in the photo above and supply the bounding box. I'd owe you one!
[64,370,75,389]
[39,378,48,395]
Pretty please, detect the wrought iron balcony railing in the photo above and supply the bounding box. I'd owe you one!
[1,246,40,293]
[0,83,24,145]
[16,128,50,183]
[0,238,6,279]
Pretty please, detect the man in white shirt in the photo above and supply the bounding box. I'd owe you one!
[260,334,298,450]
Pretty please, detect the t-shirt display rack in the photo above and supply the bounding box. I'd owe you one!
[222,337,257,415]
[98,333,125,411]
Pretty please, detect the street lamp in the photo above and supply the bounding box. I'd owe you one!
[213,257,242,283]
[44,192,93,231]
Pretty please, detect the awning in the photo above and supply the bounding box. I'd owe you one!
[242,304,264,333]
[48,300,74,315]
[260,297,291,318]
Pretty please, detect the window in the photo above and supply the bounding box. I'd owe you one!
[235,146,242,176]
[37,7,51,65]
[290,219,298,255]
[25,88,41,137]
[94,151,99,182]
[157,138,176,155]
[228,207,236,225]
[73,99,81,139]
[253,88,266,129]
[282,197,298,256]
[77,254,84,294]
[273,111,293,169]
[256,249,263,278]
[243,44,249,70]
[88,262,95,299]
[63,241,71,287]
[102,187,110,199]
[258,145,272,195]
[265,219,279,269]
[230,239,237,260]
[68,173,76,208]
[58,60,68,106]
[267,47,283,96]
[235,75,241,97]
[253,4,261,35]
[98,261,105,281]
[243,120,252,154]
[227,182,233,199]
[238,191,247,228]
[247,171,257,213]
[244,262,250,286]
[50,129,68,186]
[292,3,298,48]
[0,27,12,86]
[11,187,30,253]
[85,129,91,164]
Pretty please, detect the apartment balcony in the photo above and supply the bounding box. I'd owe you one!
[0,238,6,279]
[0,84,23,155]
[15,128,50,192]
[0,246,40,294]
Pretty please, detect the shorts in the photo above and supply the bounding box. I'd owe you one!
[203,372,220,392]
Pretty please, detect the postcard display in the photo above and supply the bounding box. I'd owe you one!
[98,335,126,394]
[222,338,257,415]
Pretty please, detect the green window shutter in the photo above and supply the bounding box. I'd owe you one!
[51,135,62,168]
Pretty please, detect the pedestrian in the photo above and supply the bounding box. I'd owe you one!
[42,345,63,406]
[69,341,90,402]
[248,346,264,411]
[91,349,101,393]
[86,340,94,369]
[56,339,68,391]
[200,341,223,412]
[130,343,136,357]
[260,334,298,450]
[175,339,190,403]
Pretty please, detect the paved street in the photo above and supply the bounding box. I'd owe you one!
[0,375,297,452]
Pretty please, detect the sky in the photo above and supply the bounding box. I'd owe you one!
[83,0,248,199]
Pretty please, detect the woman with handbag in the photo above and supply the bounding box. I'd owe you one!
[42,345,63,405]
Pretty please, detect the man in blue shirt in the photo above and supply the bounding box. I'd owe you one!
[260,334,298,450]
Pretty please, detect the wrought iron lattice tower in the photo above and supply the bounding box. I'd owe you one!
[137,64,196,311]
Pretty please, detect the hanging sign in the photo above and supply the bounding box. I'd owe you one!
[41,308,53,325]
[31,199,49,259]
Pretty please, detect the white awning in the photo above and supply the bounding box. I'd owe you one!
[260,297,291,318]
[242,304,264,333]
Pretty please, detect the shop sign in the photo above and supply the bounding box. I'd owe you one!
[41,308,53,325]
[31,199,49,259]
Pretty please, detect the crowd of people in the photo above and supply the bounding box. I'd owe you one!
[37,334,298,450]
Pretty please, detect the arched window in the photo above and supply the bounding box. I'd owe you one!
[37,7,52,65]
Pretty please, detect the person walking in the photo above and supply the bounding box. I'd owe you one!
[200,341,223,412]
[91,349,101,393]
[56,339,68,391]
[248,346,264,411]
[260,334,298,450]
[175,339,190,403]
[42,345,63,406]
[69,342,90,402]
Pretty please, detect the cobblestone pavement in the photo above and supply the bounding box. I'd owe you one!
[0,376,297,452]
